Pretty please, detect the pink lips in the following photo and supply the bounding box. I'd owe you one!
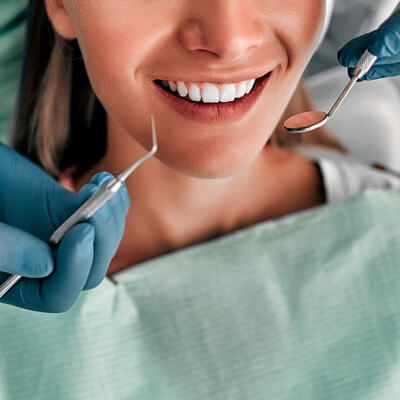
[151,72,272,124]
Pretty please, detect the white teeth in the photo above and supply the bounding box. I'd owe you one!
[246,79,256,94]
[236,81,247,98]
[220,84,236,102]
[177,81,188,97]
[164,78,259,103]
[168,80,177,92]
[202,84,220,103]
[188,84,201,102]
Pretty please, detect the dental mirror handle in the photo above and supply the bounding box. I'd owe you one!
[327,49,378,119]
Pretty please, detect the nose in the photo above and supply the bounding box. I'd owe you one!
[178,0,266,63]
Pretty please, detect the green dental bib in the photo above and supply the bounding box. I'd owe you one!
[1,189,400,399]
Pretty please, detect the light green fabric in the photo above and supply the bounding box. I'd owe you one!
[0,1,27,144]
[1,189,400,399]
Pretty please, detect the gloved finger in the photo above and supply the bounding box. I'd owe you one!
[337,32,378,68]
[0,144,74,240]
[348,62,400,81]
[40,223,95,312]
[1,223,95,312]
[0,222,53,277]
[368,11,400,58]
[75,172,130,290]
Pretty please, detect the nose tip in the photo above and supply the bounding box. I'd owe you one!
[179,6,265,62]
[209,35,260,62]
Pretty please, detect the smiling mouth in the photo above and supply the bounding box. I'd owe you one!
[151,71,273,123]
[154,72,271,104]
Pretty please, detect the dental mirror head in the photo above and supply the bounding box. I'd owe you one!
[284,111,328,134]
[283,49,378,135]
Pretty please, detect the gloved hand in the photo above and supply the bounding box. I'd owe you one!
[337,9,400,81]
[0,143,130,313]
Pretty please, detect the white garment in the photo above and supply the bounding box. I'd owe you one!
[296,146,400,203]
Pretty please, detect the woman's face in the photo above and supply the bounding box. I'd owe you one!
[49,0,324,178]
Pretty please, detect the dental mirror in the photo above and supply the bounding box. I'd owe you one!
[283,49,378,134]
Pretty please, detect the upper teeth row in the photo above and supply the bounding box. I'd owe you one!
[161,79,256,103]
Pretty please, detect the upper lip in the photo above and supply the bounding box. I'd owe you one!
[152,67,273,84]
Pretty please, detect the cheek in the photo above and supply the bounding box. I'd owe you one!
[69,3,165,139]
[276,0,325,65]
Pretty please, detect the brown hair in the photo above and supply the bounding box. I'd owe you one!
[12,1,106,177]
[11,1,345,178]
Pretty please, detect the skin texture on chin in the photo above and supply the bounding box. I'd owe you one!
[47,0,326,272]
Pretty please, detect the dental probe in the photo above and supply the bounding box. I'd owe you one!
[0,115,158,299]
[283,50,378,134]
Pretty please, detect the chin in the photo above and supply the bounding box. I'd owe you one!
[157,140,263,179]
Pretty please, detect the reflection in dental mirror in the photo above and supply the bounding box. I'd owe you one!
[283,110,328,134]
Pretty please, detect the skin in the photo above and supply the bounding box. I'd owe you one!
[46,0,326,273]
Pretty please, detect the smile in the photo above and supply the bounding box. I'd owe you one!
[152,71,272,124]
[156,78,258,104]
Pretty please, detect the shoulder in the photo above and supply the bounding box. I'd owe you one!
[294,146,400,204]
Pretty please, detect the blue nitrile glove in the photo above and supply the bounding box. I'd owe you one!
[0,143,130,312]
[337,9,400,81]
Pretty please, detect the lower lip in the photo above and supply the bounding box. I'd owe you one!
[151,73,272,124]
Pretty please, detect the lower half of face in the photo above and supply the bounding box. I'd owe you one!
[68,0,324,178]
